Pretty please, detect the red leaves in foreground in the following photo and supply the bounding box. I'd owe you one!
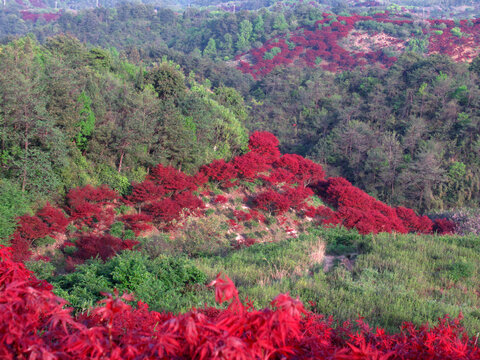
[2,249,480,359]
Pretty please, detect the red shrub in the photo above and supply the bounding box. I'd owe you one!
[200,159,238,187]
[233,210,252,222]
[1,248,480,359]
[396,206,433,234]
[232,152,270,179]
[433,218,456,235]
[67,184,118,209]
[73,234,139,262]
[36,203,70,234]
[15,215,50,241]
[10,233,32,262]
[149,163,197,193]
[214,195,229,204]
[67,185,118,231]
[284,186,314,210]
[128,180,166,205]
[275,154,325,185]
[146,198,182,223]
[253,189,292,215]
[248,131,281,163]
[119,214,154,235]
[261,167,296,184]
[312,178,434,234]
[173,192,205,215]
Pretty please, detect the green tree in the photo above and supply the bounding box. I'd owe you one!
[0,37,67,196]
[273,13,288,31]
[0,179,31,245]
[203,38,217,58]
[74,92,96,152]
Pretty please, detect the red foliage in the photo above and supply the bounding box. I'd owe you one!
[15,214,50,241]
[119,214,154,235]
[248,131,281,163]
[66,185,118,232]
[311,177,437,235]
[67,184,118,209]
[148,163,197,193]
[128,180,166,205]
[232,151,270,179]
[233,210,253,222]
[253,188,293,215]
[261,167,296,184]
[200,159,238,187]
[72,234,139,262]
[214,195,229,204]
[237,13,476,78]
[396,206,433,234]
[433,218,456,235]
[146,198,182,223]
[10,233,32,262]
[274,154,325,185]
[174,192,205,215]
[128,163,205,228]
[36,203,70,234]
[2,250,479,360]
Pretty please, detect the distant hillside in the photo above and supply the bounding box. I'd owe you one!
[237,11,480,78]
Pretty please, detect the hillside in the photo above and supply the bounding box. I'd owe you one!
[237,11,480,78]
[3,131,480,358]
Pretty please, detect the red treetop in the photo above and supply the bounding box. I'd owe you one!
[248,131,281,163]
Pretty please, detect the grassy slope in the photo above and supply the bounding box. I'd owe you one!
[189,225,480,334]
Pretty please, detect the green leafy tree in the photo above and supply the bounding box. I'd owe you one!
[203,38,217,58]
[273,13,288,31]
[74,92,96,152]
[0,179,31,245]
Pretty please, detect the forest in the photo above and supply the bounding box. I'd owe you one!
[2,0,480,358]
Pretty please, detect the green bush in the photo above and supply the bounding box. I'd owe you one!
[123,229,136,240]
[310,226,368,255]
[447,261,475,282]
[51,250,208,313]
[33,236,56,248]
[109,221,125,238]
[25,259,56,281]
[451,27,463,38]
[97,164,131,196]
[0,179,31,245]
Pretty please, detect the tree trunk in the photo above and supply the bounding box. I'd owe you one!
[118,151,124,173]
[22,136,28,192]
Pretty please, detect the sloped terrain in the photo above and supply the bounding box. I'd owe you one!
[237,12,480,78]
[3,132,480,358]
[9,131,453,266]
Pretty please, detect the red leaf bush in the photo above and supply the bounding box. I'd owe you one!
[67,185,118,232]
[433,218,456,235]
[69,234,139,262]
[248,131,281,163]
[310,177,455,235]
[36,203,70,234]
[200,159,238,188]
[119,214,154,235]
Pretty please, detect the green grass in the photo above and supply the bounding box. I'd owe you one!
[43,225,480,334]
[193,228,480,334]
